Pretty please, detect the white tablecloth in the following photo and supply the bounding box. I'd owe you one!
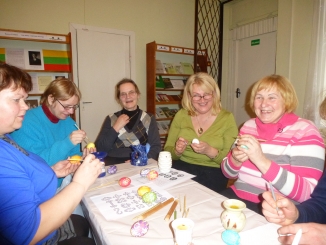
[82,159,279,245]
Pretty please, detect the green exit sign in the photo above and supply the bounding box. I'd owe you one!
[251,39,260,46]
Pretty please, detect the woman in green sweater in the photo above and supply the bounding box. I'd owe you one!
[164,72,238,193]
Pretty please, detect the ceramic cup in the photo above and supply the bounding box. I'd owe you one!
[158,151,172,173]
[172,218,195,245]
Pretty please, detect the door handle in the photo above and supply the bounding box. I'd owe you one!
[236,88,241,98]
[82,102,92,104]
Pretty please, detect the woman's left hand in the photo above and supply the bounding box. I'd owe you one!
[236,135,271,173]
[82,146,97,157]
[51,160,79,178]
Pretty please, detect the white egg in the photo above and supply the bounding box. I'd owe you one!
[192,138,199,144]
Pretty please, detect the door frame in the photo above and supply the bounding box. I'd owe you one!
[69,23,136,125]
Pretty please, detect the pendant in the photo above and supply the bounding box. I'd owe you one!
[198,127,203,134]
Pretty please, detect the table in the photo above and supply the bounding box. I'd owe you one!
[82,159,280,245]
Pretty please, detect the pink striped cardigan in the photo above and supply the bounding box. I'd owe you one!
[221,113,325,203]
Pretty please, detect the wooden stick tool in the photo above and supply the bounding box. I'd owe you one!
[164,199,179,221]
[133,197,174,221]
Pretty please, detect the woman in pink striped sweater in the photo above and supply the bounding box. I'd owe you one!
[221,75,325,214]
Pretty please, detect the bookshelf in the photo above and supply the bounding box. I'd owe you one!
[146,41,207,147]
[0,28,72,113]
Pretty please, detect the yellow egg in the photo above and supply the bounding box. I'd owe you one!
[137,186,151,197]
[69,155,82,165]
[86,142,95,149]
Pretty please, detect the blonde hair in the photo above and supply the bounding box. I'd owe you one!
[320,96,326,120]
[182,72,221,116]
[40,78,81,106]
[249,74,298,113]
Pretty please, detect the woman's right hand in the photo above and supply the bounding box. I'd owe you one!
[72,154,102,191]
[113,114,130,132]
[70,129,87,145]
[175,137,188,156]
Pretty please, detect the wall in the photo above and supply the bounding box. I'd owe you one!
[221,0,314,117]
[0,0,195,110]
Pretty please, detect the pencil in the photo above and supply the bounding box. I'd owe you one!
[164,199,178,221]
[133,197,174,221]
[268,181,279,214]
[74,124,90,144]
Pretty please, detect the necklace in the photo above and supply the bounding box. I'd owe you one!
[196,113,210,134]
[128,110,139,121]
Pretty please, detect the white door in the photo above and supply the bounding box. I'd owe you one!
[70,24,135,145]
[233,32,276,127]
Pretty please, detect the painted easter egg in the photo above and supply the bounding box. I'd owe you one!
[107,165,117,174]
[140,168,151,177]
[130,220,149,237]
[142,191,157,203]
[221,230,240,245]
[137,186,151,197]
[119,177,131,187]
[147,170,159,180]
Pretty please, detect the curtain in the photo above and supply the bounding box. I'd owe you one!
[303,0,326,130]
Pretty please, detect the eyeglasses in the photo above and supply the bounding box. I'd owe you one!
[120,90,137,99]
[191,93,213,101]
[56,99,79,110]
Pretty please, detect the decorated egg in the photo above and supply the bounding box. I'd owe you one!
[107,165,117,174]
[147,170,159,180]
[119,177,131,187]
[192,138,200,144]
[221,230,240,245]
[137,186,151,197]
[130,220,149,237]
[140,168,150,177]
[142,191,157,203]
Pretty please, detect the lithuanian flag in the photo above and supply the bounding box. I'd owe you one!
[43,50,71,72]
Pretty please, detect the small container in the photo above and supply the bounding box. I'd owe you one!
[220,199,246,232]
[91,151,108,178]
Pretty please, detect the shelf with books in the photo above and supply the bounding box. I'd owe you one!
[147,41,207,147]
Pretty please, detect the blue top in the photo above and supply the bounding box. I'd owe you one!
[296,170,326,223]
[0,134,57,245]
[11,106,81,186]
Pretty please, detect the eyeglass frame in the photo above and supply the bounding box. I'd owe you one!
[119,90,138,99]
[56,99,79,110]
[191,93,213,101]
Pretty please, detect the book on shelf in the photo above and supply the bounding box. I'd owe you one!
[155,93,161,102]
[156,60,166,74]
[170,95,181,101]
[157,93,169,102]
[156,107,167,118]
[160,107,174,118]
[163,63,178,74]
[160,121,170,133]
[162,78,174,89]
[157,122,166,134]
[170,79,185,89]
[180,62,194,75]
[174,63,183,74]
[156,76,165,88]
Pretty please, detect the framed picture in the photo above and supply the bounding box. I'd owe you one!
[26,99,39,109]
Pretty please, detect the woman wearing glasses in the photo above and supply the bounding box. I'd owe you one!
[164,72,238,193]
[95,78,161,164]
[11,78,88,187]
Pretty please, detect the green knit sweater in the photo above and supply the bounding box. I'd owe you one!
[164,108,238,168]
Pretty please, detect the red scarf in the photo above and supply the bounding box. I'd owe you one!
[42,103,59,123]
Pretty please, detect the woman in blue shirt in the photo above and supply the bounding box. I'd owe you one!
[0,62,101,245]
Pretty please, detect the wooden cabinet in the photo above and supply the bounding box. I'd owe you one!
[0,28,72,108]
[146,41,207,147]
